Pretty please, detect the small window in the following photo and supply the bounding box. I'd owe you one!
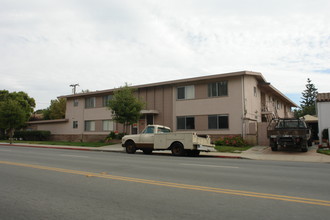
[208,81,228,97]
[177,116,195,130]
[177,85,195,100]
[103,95,113,107]
[102,120,114,131]
[85,121,95,131]
[73,99,79,107]
[85,97,96,108]
[157,127,171,133]
[254,87,257,97]
[73,121,78,129]
[208,115,229,129]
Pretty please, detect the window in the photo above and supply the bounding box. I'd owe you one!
[157,127,171,133]
[254,87,257,97]
[85,121,95,131]
[85,97,96,108]
[177,116,195,130]
[73,121,78,129]
[142,126,155,134]
[177,85,195,100]
[102,120,114,131]
[146,114,154,125]
[276,101,282,109]
[73,99,79,107]
[208,115,229,129]
[103,95,113,107]
[208,81,228,97]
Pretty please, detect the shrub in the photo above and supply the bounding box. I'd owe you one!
[107,131,117,140]
[117,132,126,139]
[106,131,126,141]
[14,130,51,141]
[215,135,248,147]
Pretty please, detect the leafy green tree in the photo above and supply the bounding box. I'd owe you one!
[0,90,35,122]
[0,90,35,141]
[294,78,318,118]
[108,84,144,133]
[43,98,66,120]
[0,100,27,143]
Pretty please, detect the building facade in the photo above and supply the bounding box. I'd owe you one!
[317,93,330,144]
[28,71,297,144]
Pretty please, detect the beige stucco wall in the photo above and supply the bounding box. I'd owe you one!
[33,123,69,135]
[174,76,243,135]
[243,75,261,122]
[137,86,173,130]
[29,71,296,144]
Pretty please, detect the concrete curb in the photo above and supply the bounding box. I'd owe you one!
[1,143,94,151]
[0,143,244,159]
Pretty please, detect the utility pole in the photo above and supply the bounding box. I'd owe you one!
[70,83,79,94]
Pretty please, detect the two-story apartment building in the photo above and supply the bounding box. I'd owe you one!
[28,71,297,145]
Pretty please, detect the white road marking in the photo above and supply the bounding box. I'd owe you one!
[60,154,89,158]
[181,163,239,169]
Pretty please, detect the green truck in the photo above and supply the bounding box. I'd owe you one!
[267,118,311,152]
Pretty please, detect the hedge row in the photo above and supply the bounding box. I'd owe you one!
[14,130,51,141]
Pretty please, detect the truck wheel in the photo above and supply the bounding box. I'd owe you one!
[142,149,153,154]
[301,142,308,152]
[125,141,136,154]
[271,145,278,151]
[171,143,185,156]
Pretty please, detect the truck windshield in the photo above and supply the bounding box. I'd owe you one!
[276,120,306,129]
[143,126,155,134]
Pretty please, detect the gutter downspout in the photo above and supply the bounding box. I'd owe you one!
[241,75,246,138]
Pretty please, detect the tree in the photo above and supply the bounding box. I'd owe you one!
[108,84,144,133]
[43,98,66,120]
[0,90,35,122]
[0,90,35,142]
[0,100,29,143]
[294,78,318,118]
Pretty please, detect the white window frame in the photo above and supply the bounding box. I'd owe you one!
[85,121,95,131]
[102,120,114,131]
[85,97,96,108]
[177,85,195,100]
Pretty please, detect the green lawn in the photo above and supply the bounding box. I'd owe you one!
[317,149,330,155]
[215,145,252,153]
[0,140,112,148]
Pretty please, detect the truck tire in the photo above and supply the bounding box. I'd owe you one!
[301,142,308,152]
[171,143,185,156]
[271,144,278,151]
[142,149,153,154]
[125,141,136,154]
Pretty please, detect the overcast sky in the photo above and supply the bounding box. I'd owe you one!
[1,0,330,110]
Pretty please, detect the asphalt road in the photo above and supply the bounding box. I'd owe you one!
[1,145,330,220]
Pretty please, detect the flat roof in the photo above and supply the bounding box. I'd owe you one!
[59,70,297,107]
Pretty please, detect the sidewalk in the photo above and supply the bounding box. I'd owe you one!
[1,143,330,163]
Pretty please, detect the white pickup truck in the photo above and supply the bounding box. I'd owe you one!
[121,125,215,156]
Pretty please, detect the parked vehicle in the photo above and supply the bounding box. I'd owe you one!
[121,125,215,156]
[267,118,311,152]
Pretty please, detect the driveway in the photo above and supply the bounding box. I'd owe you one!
[241,145,330,163]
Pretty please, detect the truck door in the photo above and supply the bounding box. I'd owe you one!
[139,126,155,148]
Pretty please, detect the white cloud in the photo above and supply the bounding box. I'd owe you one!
[0,0,330,109]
